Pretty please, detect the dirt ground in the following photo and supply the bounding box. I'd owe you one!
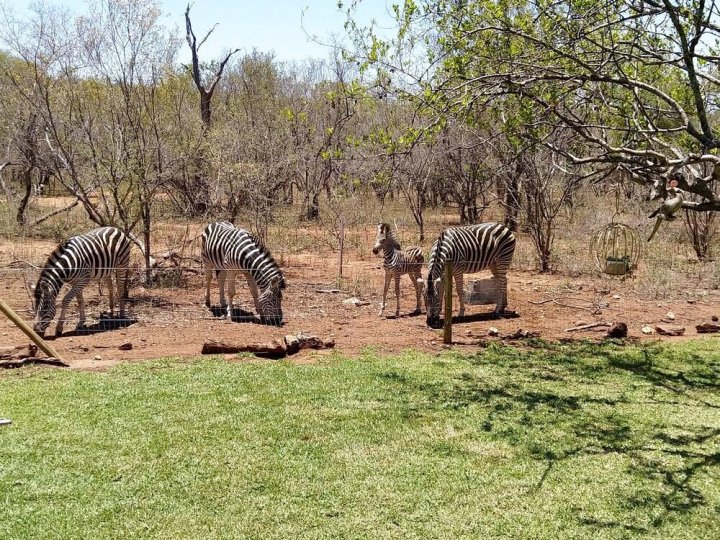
[1,236,719,370]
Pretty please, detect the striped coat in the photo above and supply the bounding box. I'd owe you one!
[372,223,424,316]
[33,227,130,336]
[423,223,515,325]
[201,221,285,325]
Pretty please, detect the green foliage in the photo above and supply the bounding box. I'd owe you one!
[1,341,719,539]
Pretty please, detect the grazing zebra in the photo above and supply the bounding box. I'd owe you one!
[419,223,516,326]
[201,221,285,325]
[32,227,131,337]
[372,223,424,317]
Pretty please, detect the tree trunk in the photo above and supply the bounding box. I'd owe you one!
[304,192,320,221]
[504,174,520,232]
[16,167,33,226]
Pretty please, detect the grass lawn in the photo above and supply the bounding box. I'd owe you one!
[1,340,719,539]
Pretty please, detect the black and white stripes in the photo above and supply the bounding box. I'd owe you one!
[372,223,424,317]
[33,227,131,336]
[421,223,516,325]
[201,221,285,325]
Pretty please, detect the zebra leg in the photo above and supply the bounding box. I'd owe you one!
[225,271,236,321]
[411,270,422,314]
[394,273,401,317]
[247,278,261,314]
[204,266,213,307]
[107,276,115,315]
[454,273,465,317]
[76,291,86,329]
[490,264,507,316]
[116,265,127,319]
[218,270,228,308]
[379,272,391,316]
[56,278,88,336]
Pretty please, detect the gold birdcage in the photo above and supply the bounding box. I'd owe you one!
[590,222,642,275]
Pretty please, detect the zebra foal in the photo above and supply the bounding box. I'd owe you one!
[201,221,285,325]
[32,227,130,337]
[419,223,515,327]
[372,223,424,317]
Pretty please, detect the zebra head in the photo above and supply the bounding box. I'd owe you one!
[418,277,443,326]
[32,279,58,337]
[258,276,285,326]
[372,223,400,255]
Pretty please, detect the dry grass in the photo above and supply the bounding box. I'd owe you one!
[1,190,718,302]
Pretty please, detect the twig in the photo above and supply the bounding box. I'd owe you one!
[564,322,611,332]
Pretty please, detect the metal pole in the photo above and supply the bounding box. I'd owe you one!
[443,262,453,344]
[0,299,64,361]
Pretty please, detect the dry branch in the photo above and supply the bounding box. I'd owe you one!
[696,323,720,334]
[564,322,611,332]
[0,357,68,369]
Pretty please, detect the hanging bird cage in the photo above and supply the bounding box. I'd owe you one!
[590,222,642,275]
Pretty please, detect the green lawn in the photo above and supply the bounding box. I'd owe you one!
[1,340,719,539]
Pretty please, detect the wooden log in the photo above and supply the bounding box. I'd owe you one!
[0,357,69,369]
[696,323,720,334]
[0,300,64,361]
[443,262,453,345]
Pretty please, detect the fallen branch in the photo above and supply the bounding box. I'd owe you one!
[564,322,611,332]
[0,357,69,369]
[696,323,720,334]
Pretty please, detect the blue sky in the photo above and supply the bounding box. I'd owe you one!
[10,0,394,63]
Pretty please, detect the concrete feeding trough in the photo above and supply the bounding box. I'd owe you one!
[464,278,498,306]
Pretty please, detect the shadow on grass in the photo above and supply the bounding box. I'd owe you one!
[406,341,720,534]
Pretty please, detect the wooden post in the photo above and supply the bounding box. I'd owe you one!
[338,213,345,279]
[443,262,453,344]
[0,299,64,361]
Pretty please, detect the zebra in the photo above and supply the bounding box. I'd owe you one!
[32,226,131,337]
[201,221,285,326]
[372,223,424,317]
[418,222,516,327]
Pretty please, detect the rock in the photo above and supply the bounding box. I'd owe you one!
[687,299,696,304]
[655,325,685,336]
[665,312,675,321]
[284,335,301,355]
[612,294,621,300]
[94,355,102,361]
[488,327,499,337]
[712,316,718,322]
[0,418,11,427]
[641,325,654,335]
[696,323,720,334]
[605,322,628,339]
[118,342,133,351]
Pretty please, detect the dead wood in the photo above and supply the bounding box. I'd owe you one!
[696,323,720,334]
[0,357,69,369]
[564,322,611,332]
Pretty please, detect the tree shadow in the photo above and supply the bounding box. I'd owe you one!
[405,341,720,534]
[384,310,423,320]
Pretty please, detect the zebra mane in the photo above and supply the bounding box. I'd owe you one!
[427,232,446,282]
[379,223,402,250]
